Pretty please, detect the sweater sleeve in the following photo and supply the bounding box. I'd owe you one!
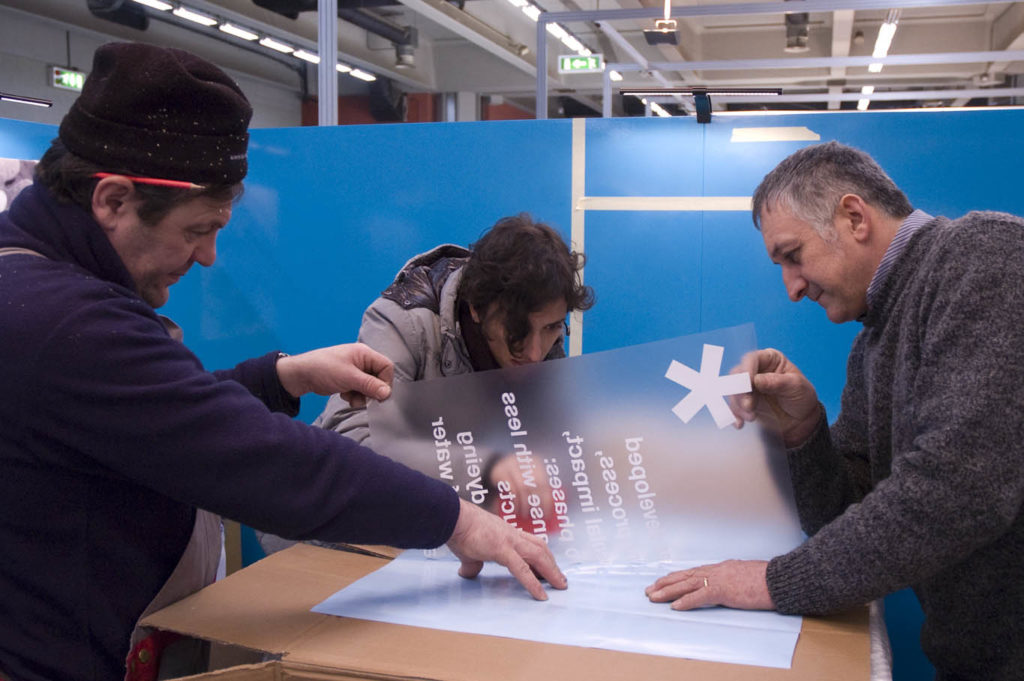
[767,215,1024,615]
[782,342,874,538]
[212,351,300,417]
[25,293,460,549]
[314,297,430,442]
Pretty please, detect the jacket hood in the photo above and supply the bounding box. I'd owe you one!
[0,183,136,292]
[380,243,470,314]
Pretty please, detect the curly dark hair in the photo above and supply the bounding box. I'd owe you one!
[458,214,595,356]
[34,139,242,226]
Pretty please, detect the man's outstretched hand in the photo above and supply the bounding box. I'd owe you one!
[447,499,567,600]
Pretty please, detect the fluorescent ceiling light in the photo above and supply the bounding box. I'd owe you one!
[350,69,376,82]
[869,10,900,74]
[858,84,874,110]
[131,0,172,10]
[560,35,583,52]
[872,21,898,59]
[259,37,294,53]
[0,92,52,107]
[547,23,568,40]
[640,98,671,117]
[172,6,217,26]
[219,23,258,41]
[336,62,352,73]
[650,101,671,117]
[293,49,320,64]
[622,87,782,98]
[578,47,592,56]
[609,70,623,82]
[522,5,541,22]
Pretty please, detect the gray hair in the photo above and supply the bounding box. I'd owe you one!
[751,141,913,239]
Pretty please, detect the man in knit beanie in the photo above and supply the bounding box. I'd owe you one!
[645,141,1023,680]
[57,40,251,186]
[0,42,564,681]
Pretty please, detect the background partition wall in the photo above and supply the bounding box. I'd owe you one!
[6,109,1024,679]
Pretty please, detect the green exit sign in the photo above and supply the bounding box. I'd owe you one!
[51,66,86,92]
[558,54,604,74]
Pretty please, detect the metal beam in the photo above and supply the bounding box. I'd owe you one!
[829,9,855,110]
[543,0,1016,26]
[536,18,547,118]
[318,0,338,127]
[536,0,1019,119]
[633,86,1024,105]
[638,50,1024,72]
[603,50,1024,112]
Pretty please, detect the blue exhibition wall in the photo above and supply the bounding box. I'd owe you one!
[7,111,1024,423]
[176,109,1024,425]
[5,108,1024,680]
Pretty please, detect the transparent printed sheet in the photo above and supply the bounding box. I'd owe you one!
[313,324,807,668]
[313,555,803,668]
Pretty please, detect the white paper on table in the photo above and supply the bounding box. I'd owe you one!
[313,552,802,669]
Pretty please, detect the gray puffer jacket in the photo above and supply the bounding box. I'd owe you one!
[314,243,565,443]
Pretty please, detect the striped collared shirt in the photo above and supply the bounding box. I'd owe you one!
[865,209,934,313]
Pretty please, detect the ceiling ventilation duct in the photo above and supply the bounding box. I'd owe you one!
[252,0,418,67]
[86,0,149,30]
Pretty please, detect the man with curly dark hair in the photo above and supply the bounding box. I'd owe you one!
[313,213,595,443]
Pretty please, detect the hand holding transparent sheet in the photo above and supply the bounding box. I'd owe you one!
[729,348,822,448]
[276,342,394,405]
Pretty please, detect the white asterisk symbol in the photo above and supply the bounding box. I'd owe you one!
[665,344,752,429]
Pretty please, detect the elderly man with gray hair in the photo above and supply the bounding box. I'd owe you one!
[646,141,1023,681]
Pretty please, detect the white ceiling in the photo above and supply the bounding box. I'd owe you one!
[4,0,1023,118]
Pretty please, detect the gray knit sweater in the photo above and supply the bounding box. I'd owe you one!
[765,212,1024,680]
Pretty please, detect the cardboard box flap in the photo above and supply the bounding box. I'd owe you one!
[331,544,402,560]
[286,614,870,681]
[142,544,385,655]
[147,544,871,681]
[175,660,391,681]
[176,661,279,681]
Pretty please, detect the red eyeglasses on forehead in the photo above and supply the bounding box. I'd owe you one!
[91,173,206,190]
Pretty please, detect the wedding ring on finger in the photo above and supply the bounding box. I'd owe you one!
[702,576,709,589]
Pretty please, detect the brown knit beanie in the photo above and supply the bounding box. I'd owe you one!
[58,42,252,185]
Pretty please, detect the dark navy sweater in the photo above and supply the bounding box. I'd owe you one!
[0,185,460,681]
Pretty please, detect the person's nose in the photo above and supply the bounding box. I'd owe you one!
[519,331,546,364]
[194,233,218,267]
[782,265,806,302]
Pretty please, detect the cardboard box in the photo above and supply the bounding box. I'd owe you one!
[144,544,870,681]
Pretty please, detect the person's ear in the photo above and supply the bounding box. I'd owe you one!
[91,176,137,234]
[838,193,871,243]
[469,305,481,324]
